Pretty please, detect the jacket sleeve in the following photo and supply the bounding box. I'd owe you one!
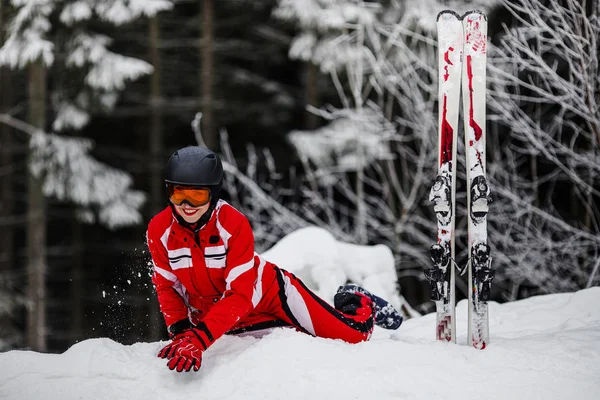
[194,210,261,349]
[146,227,189,328]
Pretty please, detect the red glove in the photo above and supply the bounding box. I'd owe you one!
[166,341,203,372]
[158,323,214,372]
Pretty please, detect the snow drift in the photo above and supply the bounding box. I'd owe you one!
[2,288,599,399]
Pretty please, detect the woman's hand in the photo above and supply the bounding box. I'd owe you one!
[157,329,207,372]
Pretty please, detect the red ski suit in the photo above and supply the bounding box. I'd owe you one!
[147,200,373,350]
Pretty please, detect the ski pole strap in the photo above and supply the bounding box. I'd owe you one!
[456,259,469,276]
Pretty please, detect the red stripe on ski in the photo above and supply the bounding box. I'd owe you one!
[440,95,453,166]
[466,55,482,142]
[443,47,454,81]
[472,335,487,350]
[437,315,452,341]
[465,18,486,55]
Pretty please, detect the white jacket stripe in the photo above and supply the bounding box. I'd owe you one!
[160,225,171,248]
[225,259,254,290]
[252,255,266,307]
[215,206,232,249]
[205,245,226,256]
[154,265,177,282]
[168,248,192,259]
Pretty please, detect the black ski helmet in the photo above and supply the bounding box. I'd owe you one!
[165,146,224,199]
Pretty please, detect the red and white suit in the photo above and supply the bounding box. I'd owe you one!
[146,200,374,350]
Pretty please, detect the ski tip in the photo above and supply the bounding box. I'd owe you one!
[436,9,462,22]
[461,10,488,21]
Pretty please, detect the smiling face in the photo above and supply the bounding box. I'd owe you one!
[173,201,211,224]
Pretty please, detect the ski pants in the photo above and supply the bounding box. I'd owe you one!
[227,267,375,344]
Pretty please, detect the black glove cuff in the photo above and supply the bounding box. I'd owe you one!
[168,319,192,338]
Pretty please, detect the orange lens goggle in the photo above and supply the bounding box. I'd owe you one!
[167,185,211,207]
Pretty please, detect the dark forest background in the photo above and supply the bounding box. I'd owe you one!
[0,0,315,352]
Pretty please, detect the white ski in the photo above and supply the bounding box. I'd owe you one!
[462,10,494,349]
[428,9,494,348]
[425,10,463,343]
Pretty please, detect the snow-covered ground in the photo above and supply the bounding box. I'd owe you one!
[1,227,599,400]
[2,288,599,400]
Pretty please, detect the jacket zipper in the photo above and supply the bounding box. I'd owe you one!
[194,228,201,246]
[194,226,222,297]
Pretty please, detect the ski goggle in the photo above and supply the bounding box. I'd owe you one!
[167,184,211,207]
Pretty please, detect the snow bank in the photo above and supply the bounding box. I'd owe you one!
[261,226,401,308]
[2,288,599,400]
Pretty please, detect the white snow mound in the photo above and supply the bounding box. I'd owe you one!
[2,287,600,400]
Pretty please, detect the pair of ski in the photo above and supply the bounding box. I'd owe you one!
[425,10,494,349]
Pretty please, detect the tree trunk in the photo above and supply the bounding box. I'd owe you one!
[69,218,83,344]
[305,62,319,130]
[26,59,47,352]
[148,15,164,340]
[200,0,216,150]
[0,0,13,264]
[0,0,17,349]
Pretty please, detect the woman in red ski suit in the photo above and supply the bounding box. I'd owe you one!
[147,146,401,372]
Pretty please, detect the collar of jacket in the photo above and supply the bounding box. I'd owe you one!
[169,199,218,233]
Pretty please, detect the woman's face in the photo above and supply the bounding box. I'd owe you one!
[173,201,211,224]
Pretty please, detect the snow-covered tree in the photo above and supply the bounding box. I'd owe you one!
[245,0,599,307]
[272,0,498,283]
[486,0,600,297]
[0,0,173,225]
[0,0,172,351]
